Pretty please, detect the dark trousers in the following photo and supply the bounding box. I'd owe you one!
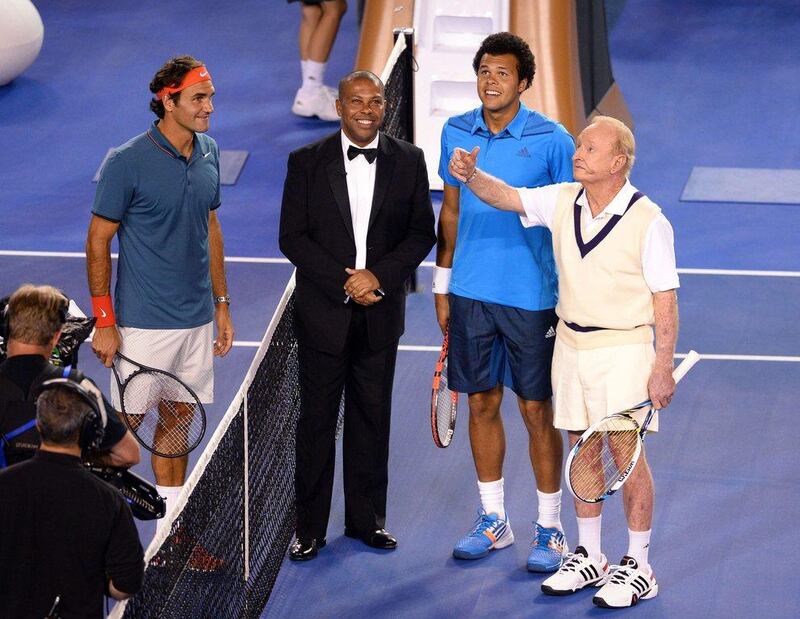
[294,308,398,540]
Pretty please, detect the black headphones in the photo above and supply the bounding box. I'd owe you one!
[0,299,9,342]
[0,291,68,343]
[36,375,107,451]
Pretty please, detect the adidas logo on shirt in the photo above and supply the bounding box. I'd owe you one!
[545,326,556,339]
[516,146,531,158]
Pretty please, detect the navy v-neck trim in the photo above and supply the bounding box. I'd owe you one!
[573,188,645,258]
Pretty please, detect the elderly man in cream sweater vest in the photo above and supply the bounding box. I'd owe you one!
[448,116,680,609]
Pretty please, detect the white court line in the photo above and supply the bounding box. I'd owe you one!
[9,251,800,362]
[391,349,800,361]
[226,342,800,362]
[689,353,800,362]
[1,250,799,277]
[0,250,290,264]
[0,250,91,258]
[419,261,800,277]
[85,339,799,361]
[223,257,290,264]
[676,268,800,278]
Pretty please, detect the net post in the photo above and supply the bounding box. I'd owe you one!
[393,28,415,143]
[380,30,407,84]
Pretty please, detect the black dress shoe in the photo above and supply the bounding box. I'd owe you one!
[288,537,326,561]
[344,528,398,550]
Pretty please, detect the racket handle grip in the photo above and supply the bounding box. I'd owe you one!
[672,350,700,383]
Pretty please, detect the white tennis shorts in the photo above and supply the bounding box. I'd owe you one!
[551,336,659,433]
[110,322,214,408]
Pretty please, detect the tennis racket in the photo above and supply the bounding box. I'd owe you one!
[565,350,701,503]
[431,328,459,448]
[112,353,206,458]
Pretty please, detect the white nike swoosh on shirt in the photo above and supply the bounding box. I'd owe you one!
[200,71,208,77]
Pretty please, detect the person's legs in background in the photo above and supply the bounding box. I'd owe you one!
[292,0,347,121]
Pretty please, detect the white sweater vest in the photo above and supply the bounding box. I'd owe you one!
[552,183,660,349]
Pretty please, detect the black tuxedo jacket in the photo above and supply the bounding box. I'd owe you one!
[279,132,436,354]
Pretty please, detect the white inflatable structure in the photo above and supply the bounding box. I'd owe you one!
[0,0,45,86]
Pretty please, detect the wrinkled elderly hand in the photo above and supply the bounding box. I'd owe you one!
[448,146,480,183]
[648,365,676,409]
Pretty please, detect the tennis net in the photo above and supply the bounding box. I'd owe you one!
[381,29,415,143]
[113,30,416,619]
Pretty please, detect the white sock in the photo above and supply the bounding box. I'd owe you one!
[627,528,651,571]
[302,59,326,91]
[536,489,563,530]
[156,484,183,536]
[300,59,309,85]
[577,515,602,562]
[477,478,506,520]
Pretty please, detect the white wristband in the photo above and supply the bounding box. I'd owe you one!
[432,266,451,294]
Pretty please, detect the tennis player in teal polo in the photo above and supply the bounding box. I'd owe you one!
[86,55,234,535]
[434,33,574,571]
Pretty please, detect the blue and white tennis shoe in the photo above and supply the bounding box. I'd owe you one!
[452,509,514,560]
[526,523,568,572]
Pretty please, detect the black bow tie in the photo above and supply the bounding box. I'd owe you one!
[347,145,378,164]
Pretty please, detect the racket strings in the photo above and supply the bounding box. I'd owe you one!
[569,417,640,501]
[433,358,457,440]
[123,371,204,457]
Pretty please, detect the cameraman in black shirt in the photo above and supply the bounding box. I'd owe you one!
[0,379,144,618]
[0,284,139,467]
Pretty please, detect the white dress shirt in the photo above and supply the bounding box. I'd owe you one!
[517,180,680,292]
[341,131,378,270]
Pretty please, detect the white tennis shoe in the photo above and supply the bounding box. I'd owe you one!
[291,86,339,121]
[592,556,658,608]
[540,546,610,595]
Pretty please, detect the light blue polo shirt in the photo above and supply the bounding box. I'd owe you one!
[92,121,221,329]
[439,104,574,311]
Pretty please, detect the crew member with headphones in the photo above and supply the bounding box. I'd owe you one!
[0,284,139,468]
[0,378,144,618]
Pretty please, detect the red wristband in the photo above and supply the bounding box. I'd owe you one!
[91,295,116,328]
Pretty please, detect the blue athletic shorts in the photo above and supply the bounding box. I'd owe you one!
[447,294,557,401]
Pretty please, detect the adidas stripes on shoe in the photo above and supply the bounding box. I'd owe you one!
[527,523,568,573]
[541,545,610,595]
[593,555,658,608]
[452,509,514,560]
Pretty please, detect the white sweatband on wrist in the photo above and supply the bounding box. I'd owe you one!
[432,266,452,294]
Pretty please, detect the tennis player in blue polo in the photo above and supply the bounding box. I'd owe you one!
[86,55,234,536]
[434,32,574,571]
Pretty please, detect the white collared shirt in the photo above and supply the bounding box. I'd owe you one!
[341,131,379,270]
[517,180,680,292]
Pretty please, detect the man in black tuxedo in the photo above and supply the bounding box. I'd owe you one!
[280,70,436,560]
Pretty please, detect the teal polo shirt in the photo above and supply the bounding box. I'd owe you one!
[92,121,221,329]
[439,104,574,311]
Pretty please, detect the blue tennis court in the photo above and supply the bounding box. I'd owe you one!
[1,1,798,617]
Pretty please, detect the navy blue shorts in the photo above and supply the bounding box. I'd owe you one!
[447,294,557,401]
